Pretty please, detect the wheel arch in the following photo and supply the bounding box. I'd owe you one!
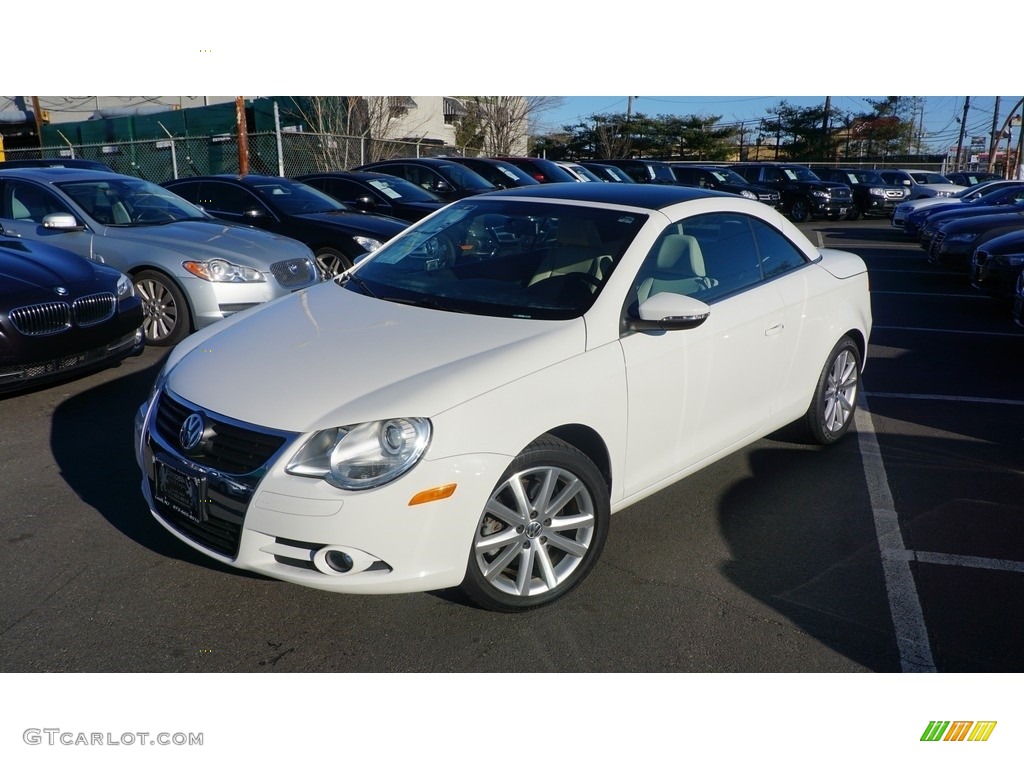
[129,265,197,335]
[543,423,612,493]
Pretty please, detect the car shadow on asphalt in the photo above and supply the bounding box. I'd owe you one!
[49,353,271,581]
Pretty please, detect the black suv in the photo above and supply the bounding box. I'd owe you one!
[728,163,853,222]
[813,167,909,220]
[668,164,782,208]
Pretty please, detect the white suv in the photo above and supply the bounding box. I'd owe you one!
[878,169,965,200]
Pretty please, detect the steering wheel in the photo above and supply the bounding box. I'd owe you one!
[420,234,457,270]
[562,271,602,291]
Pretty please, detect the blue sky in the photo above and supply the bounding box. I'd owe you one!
[535,97,1022,152]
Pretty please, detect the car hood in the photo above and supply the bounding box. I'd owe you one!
[165,282,587,432]
[0,238,103,291]
[940,210,1024,232]
[293,210,409,236]
[976,229,1024,254]
[100,219,312,266]
[931,205,1024,226]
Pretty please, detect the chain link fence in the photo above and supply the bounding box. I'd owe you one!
[3,131,484,182]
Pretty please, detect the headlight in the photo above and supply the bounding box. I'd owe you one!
[868,187,885,196]
[354,236,383,253]
[811,190,829,198]
[1001,254,1024,266]
[936,191,954,198]
[286,417,431,490]
[947,232,977,242]
[116,273,135,302]
[182,259,266,283]
[740,190,757,200]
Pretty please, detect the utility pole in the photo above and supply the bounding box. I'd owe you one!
[31,96,44,150]
[235,96,249,176]
[954,97,970,171]
[989,97,1001,171]
[821,96,831,160]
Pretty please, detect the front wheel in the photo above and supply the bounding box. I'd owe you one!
[460,435,609,612]
[802,336,861,445]
[314,247,353,278]
[134,270,191,346]
[845,205,862,221]
[789,198,811,223]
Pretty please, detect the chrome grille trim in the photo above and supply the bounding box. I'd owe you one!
[72,292,116,327]
[9,301,71,336]
[270,258,317,288]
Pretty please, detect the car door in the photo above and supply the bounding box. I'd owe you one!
[190,180,280,232]
[320,177,394,217]
[618,212,789,497]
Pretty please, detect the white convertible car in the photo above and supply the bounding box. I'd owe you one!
[135,183,872,611]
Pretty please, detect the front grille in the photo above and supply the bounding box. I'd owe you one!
[72,292,116,327]
[153,479,246,558]
[154,391,288,475]
[9,301,71,336]
[0,329,139,385]
[831,188,852,202]
[270,258,317,288]
[884,189,906,199]
[930,232,946,260]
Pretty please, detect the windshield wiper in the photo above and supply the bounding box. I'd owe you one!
[338,271,378,298]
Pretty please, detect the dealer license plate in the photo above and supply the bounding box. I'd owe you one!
[155,461,206,524]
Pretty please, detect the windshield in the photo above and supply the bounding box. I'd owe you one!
[58,178,208,226]
[366,176,442,202]
[910,172,952,185]
[709,168,749,185]
[344,199,647,320]
[251,180,348,215]
[782,166,822,182]
[433,163,496,191]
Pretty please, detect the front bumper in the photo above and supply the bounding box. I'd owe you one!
[971,252,1024,298]
[135,388,511,594]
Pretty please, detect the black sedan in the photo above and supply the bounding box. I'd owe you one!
[351,158,496,202]
[926,209,1024,270]
[579,163,636,183]
[668,165,782,209]
[907,184,1024,237]
[970,230,1024,299]
[295,171,446,223]
[919,199,1024,251]
[440,157,541,189]
[162,175,408,277]
[0,231,143,394]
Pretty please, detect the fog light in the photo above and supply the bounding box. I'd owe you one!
[325,550,354,573]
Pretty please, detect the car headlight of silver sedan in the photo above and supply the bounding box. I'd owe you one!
[353,235,384,253]
[286,418,432,490]
[183,259,266,283]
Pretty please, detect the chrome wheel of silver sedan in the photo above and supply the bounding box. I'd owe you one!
[803,336,861,445]
[134,270,190,346]
[461,436,609,612]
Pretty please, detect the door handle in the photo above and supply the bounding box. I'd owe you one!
[764,323,784,336]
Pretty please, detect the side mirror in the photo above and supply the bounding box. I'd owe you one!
[355,196,376,208]
[243,208,268,219]
[42,213,84,231]
[629,292,711,331]
[434,180,453,193]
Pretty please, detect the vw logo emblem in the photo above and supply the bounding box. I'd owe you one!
[54,286,69,296]
[179,413,205,453]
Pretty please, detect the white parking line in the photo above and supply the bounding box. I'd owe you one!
[914,551,1024,574]
[855,394,937,672]
[871,291,989,299]
[873,325,1024,338]
[866,391,1024,407]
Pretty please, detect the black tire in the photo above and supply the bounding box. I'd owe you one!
[314,247,353,278]
[802,336,861,445]
[789,198,811,223]
[134,270,192,347]
[845,205,862,221]
[460,435,609,612]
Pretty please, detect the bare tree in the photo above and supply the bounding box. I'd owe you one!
[468,97,565,155]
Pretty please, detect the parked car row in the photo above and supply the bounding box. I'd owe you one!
[889,179,1024,326]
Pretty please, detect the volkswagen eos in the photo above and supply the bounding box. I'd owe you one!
[135,184,871,611]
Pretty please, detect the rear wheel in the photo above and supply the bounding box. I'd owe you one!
[134,270,191,346]
[802,336,861,445]
[460,435,609,612]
